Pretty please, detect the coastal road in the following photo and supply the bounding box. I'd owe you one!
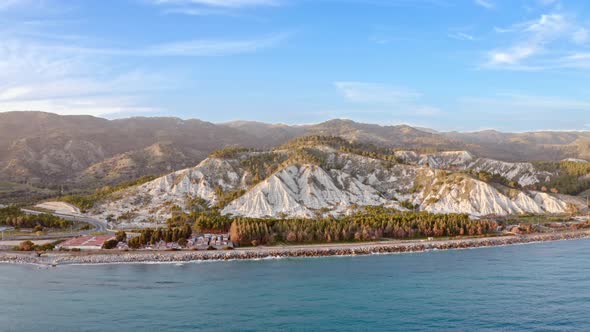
[1,209,111,241]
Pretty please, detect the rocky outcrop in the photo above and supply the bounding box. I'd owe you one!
[92,148,572,225]
[395,150,552,186]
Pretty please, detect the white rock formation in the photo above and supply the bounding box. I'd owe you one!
[92,148,572,224]
[395,150,552,186]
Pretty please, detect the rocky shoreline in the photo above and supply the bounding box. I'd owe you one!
[2,230,590,266]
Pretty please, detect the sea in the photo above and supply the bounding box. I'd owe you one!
[1,239,590,331]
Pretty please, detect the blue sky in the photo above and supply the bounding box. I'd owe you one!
[1,0,590,131]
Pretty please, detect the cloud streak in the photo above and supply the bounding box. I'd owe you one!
[484,13,590,70]
[152,0,280,8]
[0,38,166,117]
[151,0,280,15]
[334,81,441,116]
[474,0,494,9]
[34,33,289,57]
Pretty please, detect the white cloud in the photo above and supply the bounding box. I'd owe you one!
[151,0,280,15]
[0,2,290,117]
[0,98,158,117]
[34,33,288,57]
[474,0,494,9]
[0,40,165,117]
[557,53,590,69]
[152,0,280,8]
[448,32,476,41]
[334,81,441,116]
[489,45,539,65]
[485,13,590,69]
[162,7,233,15]
[143,33,288,56]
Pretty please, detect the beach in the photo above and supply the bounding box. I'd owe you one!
[2,229,590,266]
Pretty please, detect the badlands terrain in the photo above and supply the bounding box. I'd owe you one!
[87,137,587,227]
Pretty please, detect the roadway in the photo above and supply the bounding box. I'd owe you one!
[1,209,111,241]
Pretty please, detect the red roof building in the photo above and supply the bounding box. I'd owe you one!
[58,235,115,250]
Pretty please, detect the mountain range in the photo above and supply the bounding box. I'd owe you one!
[1,111,590,204]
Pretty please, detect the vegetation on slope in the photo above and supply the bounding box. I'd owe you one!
[0,206,72,229]
[531,161,590,195]
[59,175,158,212]
[464,170,520,188]
[278,135,400,162]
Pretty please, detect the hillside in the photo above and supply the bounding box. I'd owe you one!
[1,112,590,204]
[85,138,586,227]
[0,112,276,201]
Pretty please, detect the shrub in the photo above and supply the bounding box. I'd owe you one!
[18,240,35,251]
[102,239,119,249]
[115,230,127,242]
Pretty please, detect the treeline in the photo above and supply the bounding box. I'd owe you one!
[465,170,520,188]
[534,161,590,177]
[239,152,289,185]
[229,209,497,246]
[214,188,246,209]
[0,206,72,229]
[340,146,399,162]
[60,175,158,212]
[532,161,590,195]
[560,161,590,177]
[127,225,193,249]
[535,175,590,195]
[278,135,354,151]
[209,147,258,159]
[167,210,232,233]
[280,135,399,163]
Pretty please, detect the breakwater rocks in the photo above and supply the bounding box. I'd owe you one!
[2,230,590,266]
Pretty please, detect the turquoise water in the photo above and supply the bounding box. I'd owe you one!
[1,240,590,331]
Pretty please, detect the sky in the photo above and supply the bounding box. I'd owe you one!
[1,0,590,131]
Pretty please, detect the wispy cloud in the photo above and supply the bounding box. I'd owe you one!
[25,32,289,57]
[334,81,441,116]
[142,33,288,56]
[151,0,280,16]
[556,53,590,69]
[151,0,280,8]
[484,13,590,70]
[0,40,165,117]
[448,32,476,41]
[474,0,494,9]
[0,0,290,117]
[161,7,234,16]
